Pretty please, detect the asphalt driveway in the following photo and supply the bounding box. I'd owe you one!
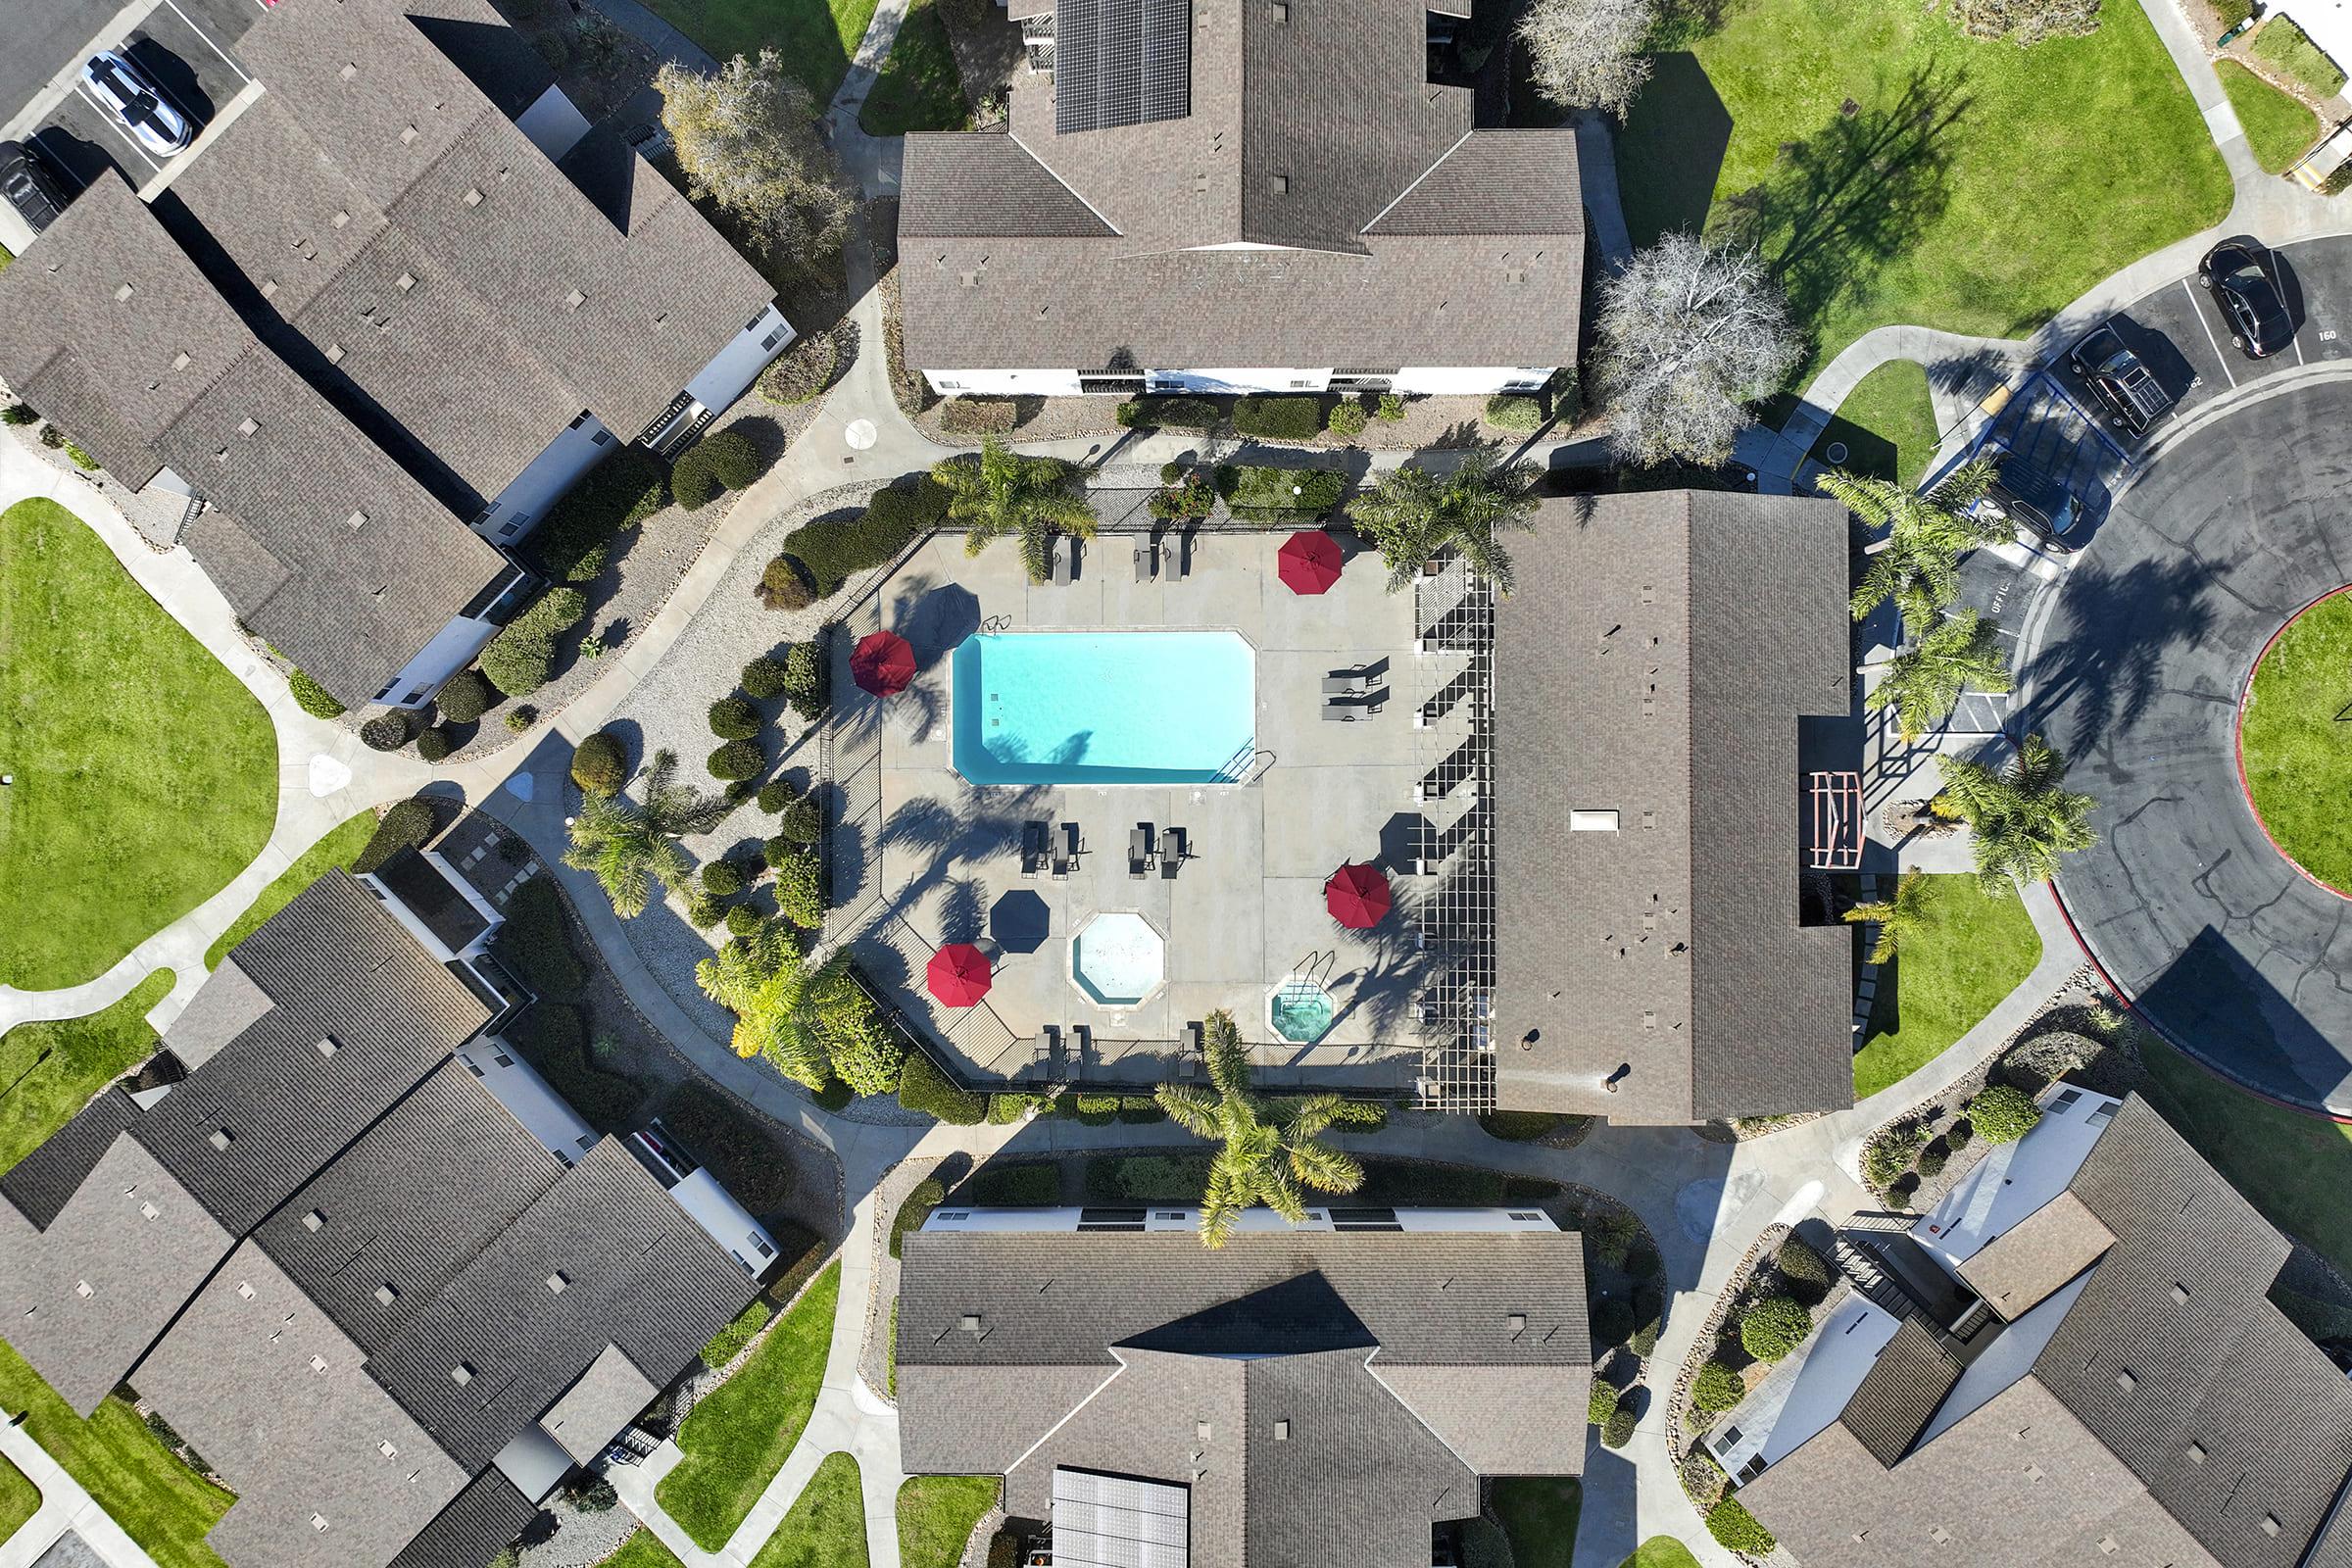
[2034,373,2352,1116]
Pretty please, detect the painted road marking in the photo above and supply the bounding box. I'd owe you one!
[2182,278,2236,388]
[71,79,162,172]
[160,0,252,81]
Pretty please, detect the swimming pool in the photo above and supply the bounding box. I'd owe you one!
[951,630,1256,786]
[1071,911,1166,1007]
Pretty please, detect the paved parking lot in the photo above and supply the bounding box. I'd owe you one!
[7,0,257,201]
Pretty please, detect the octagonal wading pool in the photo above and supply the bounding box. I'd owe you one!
[1268,976,1338,1044]
[1071,912,1166,1007]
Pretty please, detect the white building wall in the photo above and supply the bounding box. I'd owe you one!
[456,1041,601,1164]
[920,365,1564,396]
[1394,366,1555,395]
[471,413,616,548]
[375,610,504,710]
[684,304,796,413]
[925,368,1085,397]
[667,1169,783,1278]
[1148,368,1334,394]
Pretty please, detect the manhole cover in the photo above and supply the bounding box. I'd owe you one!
[1824,440,1849,466]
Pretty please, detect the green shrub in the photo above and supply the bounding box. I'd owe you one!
[755,554,817,611]
[1626,1242,1661,1281]
[708,739,763,781]
[1740,1297,1813,1362]
[1159,461,1186,483]
[1231,395,1326,440]
[743,656,788,701]
[1971,1083,2041,1144]
[1865,1122,1930,1190]
[1917,1143,1949,1179]
[353,798,437,874]
[64,441,97,470]
[1629,1309,1662,1359]
[1330,1099,1388,1131]
[898,1051,985,1123]
[2253,15,2347,94]
[287,667,346,718]
[491,880,587,1001]
[1592,1297,1636,1347]
[702,859,747,898]
[709,696,761,740]
[701,427,763,489]
[1947,1118,1975,1152]
[760,330,838,405]
[687,893,724,927]
[783,640,827,721]
[700,1298,774,1369]
[771,845,823,928]
[1116,396,1220,430]
[658,1079,799,1213]
[1547,367,1584,424]
[509,1003,643,1128]
[1589,1382,1620,1425]
[762,833,795,870]
[1690,1360,1746,1414]
[1327,400,1369,438]
[967,1160,1059,1203]
[1479,1110,1562,1141]
[480,586,588,697]
[435,668,494,724]
[725,903,763,939]
[757,778,797,813]
[1375,392,1406,422]
[1706,1496,1776,1555]
[1067,1093,1120,1126]
[671,447,720,511]
[505,706,537,732]
[416,725,455,762]
[783,475,951,595]
[890,1177,948,1257]
[988,1093,1039,1124]
[1602,1405,1638,1449]
[1149,469,1218,522]
[2214,0,2253,26]
[530,446,666,582]
[1485,393,1544,432]
[570,729,627,796]
[941,397,1017,436]
[1217,463,1345,519]
[778,793,823,844]
[1776,1238,1833,1290]
[0,402,34,425]
[1091,1152,1210,1200]
[1590,1208,1641,1269]
[360,711,412,752]
[37,424,63,449]
[986,1529,1020,1568]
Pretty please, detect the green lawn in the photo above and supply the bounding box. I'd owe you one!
[0,1450,38,1544]
[639,0,880,102]
[748,1452,866,1568]
[2240,592,2352,892]
[0,1340,231,1568]
[858,0,967,134]
[1494,1477,1582,1568]
[2139,1033,2352,1276]
[0,500,276,990]
[1813,359,1940,486]
[2218,61,2322,174]
[885,1298,898,1396]
[2250,16,2348,96]
[202,811,375,971]
[897,1475,998,1568]
[1854,875,2042,1099]
[0,969,174,1177]
[1620,1542,1703,1568]
[603,1531,688,1568]
[1615,0,2231,372]
[657,1262,841,1550]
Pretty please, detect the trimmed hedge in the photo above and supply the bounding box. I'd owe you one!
[416,725,455,762]
[1740,1297,1813,1363]
[509,1004,643,1130]
[1776,1238,1834,1290]
[672,428,761,512]
[353,798,437,874]
[1971,1083,2041,1144]
[757,778,798,813]
[1479,1109,1564,1141]
[481,586,589,698]
[771,844,823,929]
[360,711,412,751]
[760,330,838,406]
[890,1177,948,1258]
[1589,1382,1620,1425]
[701,859,747,898]
[783,475,951,596]
[778,793,823,845]
[898,1050,985,1123]
[1231,395,1326,440]
[708,739,763,782]
[1592,1297,1636,1348]
[700,1298,774,1369]
[658,1079,797,1213]
[967,1160,1059,1204]
[494,877,587,1001]
[531,445,667,582]
[783,640,826,722]
[506,706,538,732]
[755,555,816,611]
[1690,1359,1746,1413]
[571,729,627,796]
[725,904,763,939]
[709,696,761,740]
[1484,393,1544,432]
[940,397,1017,436]
[435,668,494,724]
[1601,1405,1637,1449]
[1217,464,1345,520]
[1327,400,1368,438]
[1706,1496,1776,1555]
[288,667,346,718]
[742,656,788,701]
[1115,396,1220,430]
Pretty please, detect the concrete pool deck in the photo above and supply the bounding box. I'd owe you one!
[825,529,1473,1091]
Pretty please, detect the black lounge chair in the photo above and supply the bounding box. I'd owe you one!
[1322,670,1372,695]
[1051,537,1075,585]
[1135,542,1158,581]
[1160,826,1187,879]
[1128,823,1153,878]
[1022,821,1050,877]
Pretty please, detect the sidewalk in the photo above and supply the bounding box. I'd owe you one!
[0,1421,163,1568]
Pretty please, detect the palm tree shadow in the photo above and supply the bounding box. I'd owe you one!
[2018,554,2216,758]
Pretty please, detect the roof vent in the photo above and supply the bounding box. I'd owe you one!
[2169,1283,2188,1304]
[564,288,585,311]
[302,1208,324,1231]
[115,283,134,302]
[1506,267,1525,285]
[139,1200,160,1220]
[451,1362,474,1386]
[2186,1442,2206,1463]
[2024,1464,2044,1482]
[1930,1527,1950,1544]
[237,416,257,437]
[959,1313,982,1333]
[324,343,345,365]
[462,187,483,208]
[396,272,416,292]
[209,1127,234,1151]
[331,211,351,229]
[347,512,367,531]
[310,1354,328,1373]
[339,62,358,79]
[316,1036,338,1057]
[172,351,190,370]
[379,1441,398,1458]
[1197,1420,1212,1442]
[546,1271,568,1294]
[1569,809,1618,832]
[1273,1420,1290,1440]
[374,1283,397,1305]
[74,1280,92,1298]
[2116,1369,2136,1392]
[1271,174,1289,194]
[311,1513,329,1533]
[1272,1,1287,18]
[260,277,278,299]
[1507,1312,1527,1335]
[2263,1515,2282,1538]
[400,123,418,145]
[237,1282,256,1300]
[2097,1538,2119,1555]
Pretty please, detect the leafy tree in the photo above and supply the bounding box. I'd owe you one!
[1154,1010,1364,1247]
[1344,446,1541,593]
[1870,609,2013,742]
[656,50,849,274]
[1827,458,2001,624]
[1951,0,2100,43]
[697,917,819,1080]
[563,748,731,917]
[1842,868,1931,964]
[1934,732,2098,894]
[1594,233,1798,467]
[931,438,1098,583]
[1518,0,1656,116]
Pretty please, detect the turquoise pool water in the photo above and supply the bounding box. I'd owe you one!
[952,630,1256,786]
[1269,978,1338,1045]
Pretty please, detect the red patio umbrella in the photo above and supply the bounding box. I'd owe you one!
[852,629,917,697]
[1277,529,1345,596]
[926,943,993,1007]
[1324,862,1392,929]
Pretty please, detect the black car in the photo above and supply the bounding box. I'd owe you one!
[2200,240,2293,359]
[0,140,69,233]
[2067,322,2174,437]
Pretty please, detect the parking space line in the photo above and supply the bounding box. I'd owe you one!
[2293,329,2307,366]
[2181,278,2236,388]
[161,0,252,82]
[71,80,162,172]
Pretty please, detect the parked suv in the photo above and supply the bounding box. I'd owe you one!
[1976,441,2087,556]
[0,140,69,232]
[2199,240,2293,358]
[2067,321,2173,437]
[80,51,193,158]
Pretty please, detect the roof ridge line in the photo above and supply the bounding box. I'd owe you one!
[1360,127,1475,237]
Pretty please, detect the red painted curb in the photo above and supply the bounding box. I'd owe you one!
[2234,584,2352,903]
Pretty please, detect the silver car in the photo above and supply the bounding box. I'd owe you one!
[82,51,193,158]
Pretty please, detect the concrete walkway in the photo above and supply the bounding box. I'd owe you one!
[0,1420,164,1568]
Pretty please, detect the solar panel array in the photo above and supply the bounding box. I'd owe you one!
[1053,1467,1191,1568]
[1055,0,1193,134]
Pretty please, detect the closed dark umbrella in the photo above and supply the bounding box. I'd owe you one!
[852,629,917,696]
[1278,529,1345,595]
[926,943,993,1006]
[1324,862,1392,928]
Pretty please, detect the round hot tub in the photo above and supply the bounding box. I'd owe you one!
[1268,976,1338,1045]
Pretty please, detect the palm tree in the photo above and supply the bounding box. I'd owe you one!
[1826,457,2002,624]
[1344,446,1541,593]
[562,748,730,917]
[1868,610,2013,744]
[1154,1010,1364,1247]
[1842,869,1932,963]
[697,917,823,1083]
[1934,733,2098,895]
[930,437,1098,584]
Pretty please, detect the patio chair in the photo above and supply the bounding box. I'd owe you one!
[1322,671,1370,695]
[1051,536,1073,586]
[1135,542,1157,582]
[1128,823,1152,878]
[1161,826,1187,879]
[1180,1019,1203,1077]
[1176,528,1196,579]
[1062,821,1083,863]
[1022,820,1049,877]
[1322,698,1365,722]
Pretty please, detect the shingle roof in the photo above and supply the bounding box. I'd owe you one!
[1491,492,1854,1122]
[1956,1189,2114,1321]
[385,1471,538,1568]
[899,132,1116,238]
[161,954,277,1073]
[1837,1318,1961,1469]
[537,1343,659,1464]
[1367,131,1586,236]
[1368,1361,1591,1476]
[1,1087,140,1229]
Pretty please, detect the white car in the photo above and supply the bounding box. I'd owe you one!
[82,51,193,158]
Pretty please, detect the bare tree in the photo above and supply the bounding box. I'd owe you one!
[1517,0,1657,118]
[1949,0,2100,43]
[1593,233,1799,468]
[657,50,849,277]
